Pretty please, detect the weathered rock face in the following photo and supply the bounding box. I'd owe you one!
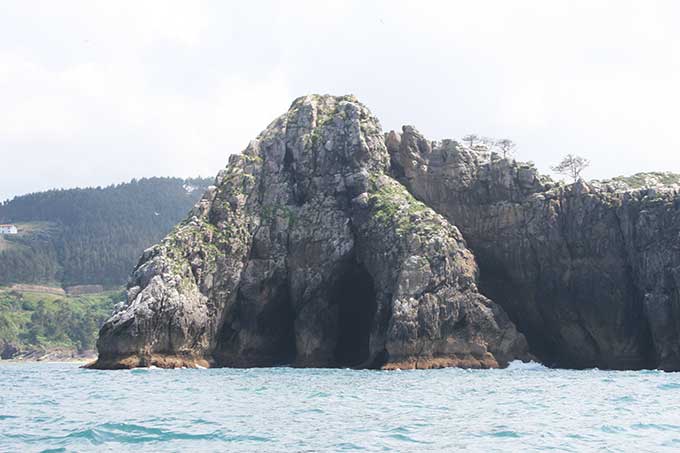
[90,95,529,370]
[387,126,680,370]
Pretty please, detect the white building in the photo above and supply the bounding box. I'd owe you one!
[0,224,18,235]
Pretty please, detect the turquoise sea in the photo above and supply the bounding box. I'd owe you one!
[1,362,680,452]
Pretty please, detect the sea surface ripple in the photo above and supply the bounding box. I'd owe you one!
[2,361,680,452]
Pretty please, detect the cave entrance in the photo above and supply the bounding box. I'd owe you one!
[256,282,297,366]
[331,262,377,367]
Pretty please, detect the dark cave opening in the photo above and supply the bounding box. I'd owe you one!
[331,262,377,368]
[476,252,656,370]
[252,283,297,366]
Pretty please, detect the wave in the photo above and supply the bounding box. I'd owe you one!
[505,360,549,371]
[4,423,274,446]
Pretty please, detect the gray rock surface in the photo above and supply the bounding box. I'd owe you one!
[387,126,680,370]
[90,95,529,370]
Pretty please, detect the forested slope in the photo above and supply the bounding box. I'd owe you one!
[0,177,211,286]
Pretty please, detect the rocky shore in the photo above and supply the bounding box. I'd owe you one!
[1,342,95,363]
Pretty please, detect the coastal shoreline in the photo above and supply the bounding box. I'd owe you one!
[0,358,93,365]
[0,348,96,364]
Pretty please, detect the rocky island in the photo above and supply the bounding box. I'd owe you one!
[89,95,680,371]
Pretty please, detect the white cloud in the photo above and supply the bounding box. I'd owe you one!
[2,0,680,200]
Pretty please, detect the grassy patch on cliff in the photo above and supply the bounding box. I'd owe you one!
[606,172,680,189]
[0,288,123,354]
[369,177,437,234]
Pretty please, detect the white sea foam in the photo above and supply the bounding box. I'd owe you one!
[505,360,549,371]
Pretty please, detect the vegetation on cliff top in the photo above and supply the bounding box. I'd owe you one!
[604,172,680,189]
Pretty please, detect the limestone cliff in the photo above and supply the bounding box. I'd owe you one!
[387,126,680,370]
[90,95,529,370]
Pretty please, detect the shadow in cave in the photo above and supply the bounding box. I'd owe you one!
[214,280,297,367]
[475,255,561,365]
[475,249,656,370]
[331,261,377,368]
[255,282,297,365]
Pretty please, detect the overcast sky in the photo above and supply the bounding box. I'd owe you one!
[2,0,680,201]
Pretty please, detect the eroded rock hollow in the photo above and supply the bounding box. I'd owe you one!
[90,95,530,370]
[387,126,680,370]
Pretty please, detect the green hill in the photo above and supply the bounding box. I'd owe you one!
[0,177,211,287]
[0,287,123,359]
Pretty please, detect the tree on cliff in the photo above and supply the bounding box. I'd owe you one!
[462,134,479,147]
[551,154,590,181]
[496,139,516,159]
[480,137,496,151]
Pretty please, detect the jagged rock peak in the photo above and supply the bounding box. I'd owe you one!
[89,95,530,370]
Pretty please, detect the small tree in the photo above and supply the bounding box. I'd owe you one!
[480,136,495,149]
[496,139,516,159]
[462,134,479,147]
[551,154,590,181]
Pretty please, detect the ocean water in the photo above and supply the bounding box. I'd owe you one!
[1,362,680,452]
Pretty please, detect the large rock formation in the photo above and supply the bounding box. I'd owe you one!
[91,94,680,372]
[90,95,529,370]
[387,127,680,370]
